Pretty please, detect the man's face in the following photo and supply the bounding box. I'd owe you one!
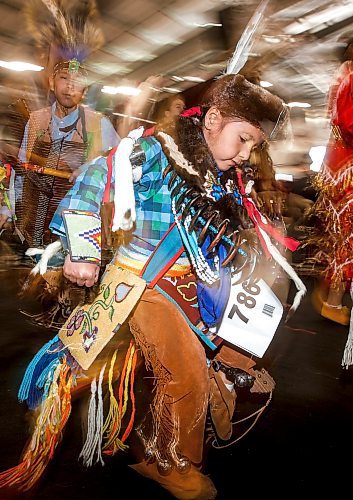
[50,70,86,110]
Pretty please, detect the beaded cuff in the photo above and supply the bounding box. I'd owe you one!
[62,209,101,264]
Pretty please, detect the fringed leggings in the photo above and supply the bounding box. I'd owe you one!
[129,288,210,468]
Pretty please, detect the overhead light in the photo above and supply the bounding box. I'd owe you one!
[101,85,141,96]
[183,76,206,83]
[309,146,326,172]
[275,173,293,182]
[171,76,185,82]
[284,4,353,35]
[113,112,155,125]
[263,35,281,44]
[162,87,182,93]
[0,60,43,72]
[260,80,273,88]
[193,23,222,28]
[150,87,162,93]
[287,102,311,108]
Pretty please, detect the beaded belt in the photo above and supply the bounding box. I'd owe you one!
[114,256,191,278]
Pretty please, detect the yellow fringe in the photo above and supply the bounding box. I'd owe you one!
[102,350,127,453]
[102,343,136,455]
[121,344,136,418]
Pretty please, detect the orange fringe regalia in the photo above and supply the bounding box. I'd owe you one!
[307,146,353,284]
[306,62,353,285]
[0,334,138,491]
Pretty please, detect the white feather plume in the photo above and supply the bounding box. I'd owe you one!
[226,0,270,75]
[158,132,199,178]
[112,127,144,232]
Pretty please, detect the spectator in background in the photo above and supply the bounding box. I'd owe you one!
[14,0,120,249]
[116,86,185,141]
[154,93,186,137]
[16,60,120,248]
[116,75,164,138]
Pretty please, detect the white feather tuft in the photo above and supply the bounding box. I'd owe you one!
[30,240,62,276]
[112,127,144,233]
[25,248,45,257]
[342,285,353,368]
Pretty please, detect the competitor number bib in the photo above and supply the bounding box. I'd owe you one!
[217,277,283,358]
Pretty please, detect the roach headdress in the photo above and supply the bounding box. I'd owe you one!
[24,0,104,76]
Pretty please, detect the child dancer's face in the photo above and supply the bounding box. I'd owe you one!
[203,107,264,172]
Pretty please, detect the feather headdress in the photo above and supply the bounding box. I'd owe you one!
[24,0,104,75]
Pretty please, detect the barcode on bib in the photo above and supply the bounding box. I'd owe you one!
[262,304,275,317]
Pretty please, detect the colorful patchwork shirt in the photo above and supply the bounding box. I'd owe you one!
[50,136,190,273]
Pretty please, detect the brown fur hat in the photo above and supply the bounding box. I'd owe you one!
[201,74,288,139]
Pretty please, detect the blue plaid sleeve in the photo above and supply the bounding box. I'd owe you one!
[50,155,109,237]
[137,137,169,201]
[132,137,173,247]
[50,136,169,248]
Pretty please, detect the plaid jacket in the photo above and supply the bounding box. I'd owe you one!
[50,136,188,265]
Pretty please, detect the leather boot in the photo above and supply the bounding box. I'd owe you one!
[130,460,217,500]
[209,367,235,441]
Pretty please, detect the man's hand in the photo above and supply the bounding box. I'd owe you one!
[63,254,100,287]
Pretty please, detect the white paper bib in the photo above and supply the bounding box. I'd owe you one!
[217,276,283,358]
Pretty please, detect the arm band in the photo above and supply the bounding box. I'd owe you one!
[62,209,101,264]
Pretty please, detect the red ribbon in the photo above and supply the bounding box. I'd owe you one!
[143,126,155,137]
[236,171,300,257]
[103,146,118,204]
[4,163,11,179]
[181,106,202,118]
